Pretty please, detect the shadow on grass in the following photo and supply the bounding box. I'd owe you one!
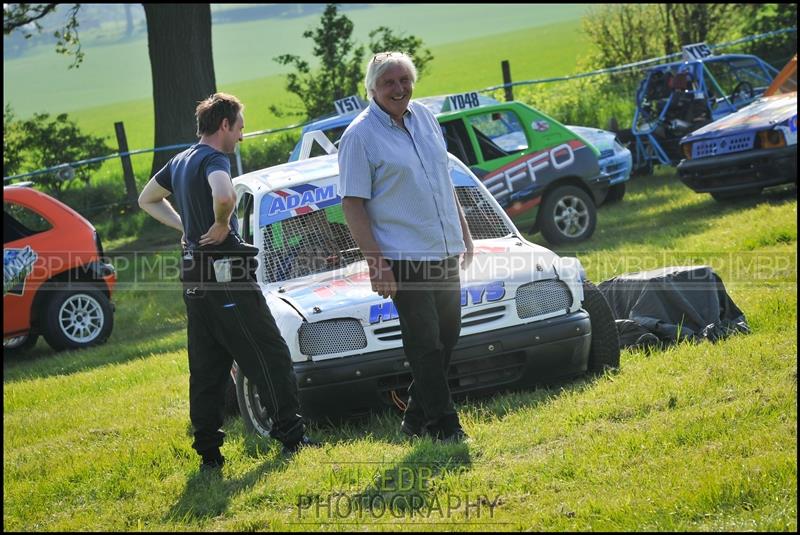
[2,324,187,384]
[172,370,613,524]
[165,445,290,523]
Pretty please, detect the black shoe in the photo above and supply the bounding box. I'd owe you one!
[281,435,321,455]
[400,419,425,439]
[432,427,468,443]
[200,454,225,472]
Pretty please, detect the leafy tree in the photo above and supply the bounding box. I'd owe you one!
[273,3,434,120]
[3,106,111,193]
[582,4,736,69]
[272,4,365,119]
[735,3,797,67]
[3,3,84,68]
[3,105,26,177]
[3,3,216,177]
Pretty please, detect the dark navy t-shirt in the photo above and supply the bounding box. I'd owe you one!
[154,144,239,249]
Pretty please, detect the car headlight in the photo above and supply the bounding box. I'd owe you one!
[298,319,367,356]
[756,130,786,149]
[682,142,693,160]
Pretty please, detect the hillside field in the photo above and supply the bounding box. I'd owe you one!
[4,171,797,531]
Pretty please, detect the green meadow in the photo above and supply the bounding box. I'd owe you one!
[4,7,590,186]
[3,4,591,116]
[4,171,796,530]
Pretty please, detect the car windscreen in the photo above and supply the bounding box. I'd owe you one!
[704,57,774,96]
[258,185,513,283]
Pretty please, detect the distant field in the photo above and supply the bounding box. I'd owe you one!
[53,19,590,187]
[3,4,590,117]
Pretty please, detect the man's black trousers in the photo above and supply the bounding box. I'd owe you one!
[388,256,462,434]
[182,279,304,456]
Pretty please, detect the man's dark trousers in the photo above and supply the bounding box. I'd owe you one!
[183,276,304,456]
[389,256,462,434]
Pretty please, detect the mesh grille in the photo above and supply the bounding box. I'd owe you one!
[455,186,514,240]
[516,279,573,319]
[261,208,363,283]
[298,319,367,356]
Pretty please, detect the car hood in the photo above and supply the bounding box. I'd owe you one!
[566,125,617,153]
[266,237,568,323]
[682,94,797,143]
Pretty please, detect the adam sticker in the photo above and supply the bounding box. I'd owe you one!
[4,246,38,296]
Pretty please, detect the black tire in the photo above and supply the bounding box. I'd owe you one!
[538,185,597,245]
[604,182,626,205]
[3,333,39,355]
[41,285,113,351]
[711,189,761,202]
[233,361,274,437]
[582,280,620,374]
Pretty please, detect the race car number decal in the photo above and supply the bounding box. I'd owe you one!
[4,245,38,296]
[448,92,481,111]
[682,42,713,61]
[369,281,505,324]
[334,95,364,116]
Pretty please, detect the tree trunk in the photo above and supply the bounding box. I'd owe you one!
[143,4,216,177]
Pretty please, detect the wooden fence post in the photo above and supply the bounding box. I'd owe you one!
[114,121,139,211]
[501,60,514,102]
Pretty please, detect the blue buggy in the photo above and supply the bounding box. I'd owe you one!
[625,52,779,174]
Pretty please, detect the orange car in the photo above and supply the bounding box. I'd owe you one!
[4,185,116,353]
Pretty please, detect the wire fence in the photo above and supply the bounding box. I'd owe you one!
[4,27,795,222]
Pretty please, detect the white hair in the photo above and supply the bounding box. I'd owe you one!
[364,52,418,98]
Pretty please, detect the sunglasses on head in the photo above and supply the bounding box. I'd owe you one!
[372,52,400,63]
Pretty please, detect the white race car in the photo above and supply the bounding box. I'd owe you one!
[230,137,619,436]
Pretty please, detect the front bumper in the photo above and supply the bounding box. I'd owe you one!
[677,145,797,193]
[293,310,591,420]
[594,152,633,187]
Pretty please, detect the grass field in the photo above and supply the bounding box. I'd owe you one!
[4,172,797,531]
[3,4,590,117]
[5,15,590,190]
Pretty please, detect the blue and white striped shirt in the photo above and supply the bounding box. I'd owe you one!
[338,99,466,261]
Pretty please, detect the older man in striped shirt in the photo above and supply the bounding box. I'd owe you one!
[338,51,474,442]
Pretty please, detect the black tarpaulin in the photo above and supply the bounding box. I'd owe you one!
[597,265,750,349]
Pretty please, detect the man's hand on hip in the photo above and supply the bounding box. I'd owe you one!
[199,222,230,246]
